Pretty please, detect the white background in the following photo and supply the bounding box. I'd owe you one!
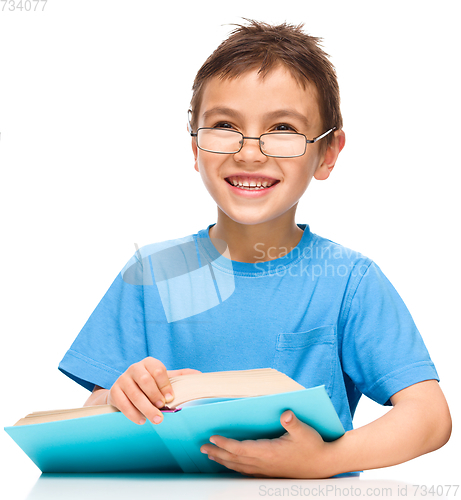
[1,1,460,499]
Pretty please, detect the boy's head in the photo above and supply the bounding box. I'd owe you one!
[189,19,342,150]
[189,20,346,231]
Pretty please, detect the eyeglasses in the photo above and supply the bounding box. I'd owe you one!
[190,127,336,158]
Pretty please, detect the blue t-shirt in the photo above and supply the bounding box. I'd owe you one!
[59,224,438,431]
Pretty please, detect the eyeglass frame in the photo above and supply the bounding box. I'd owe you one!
[189,125,337,158]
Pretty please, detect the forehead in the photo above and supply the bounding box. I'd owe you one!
[198,66,321,129]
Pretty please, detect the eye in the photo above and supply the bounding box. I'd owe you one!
[213,122,235,130]
[273,123,297,132]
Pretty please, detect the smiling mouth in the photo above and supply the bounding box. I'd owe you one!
[225,176,280,190]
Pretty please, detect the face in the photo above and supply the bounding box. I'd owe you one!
[192,66,343,227]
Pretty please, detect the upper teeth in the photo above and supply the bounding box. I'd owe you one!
[228,178,275,189]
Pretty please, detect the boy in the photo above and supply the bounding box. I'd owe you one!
[59,20,451,478]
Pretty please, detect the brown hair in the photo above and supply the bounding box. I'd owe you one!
[189,19,342,147]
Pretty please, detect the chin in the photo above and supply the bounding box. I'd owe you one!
[220,209,284,227]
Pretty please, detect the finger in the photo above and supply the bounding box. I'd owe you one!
[207,436,261,458]
[129,360,171,407]
[143,358,175,403]
[206,454,263,476]
[108,384,149,425]
[201,443,242,464]
[118,375,164,424]
[201,439,259,465]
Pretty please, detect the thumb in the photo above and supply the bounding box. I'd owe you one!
[281,411,323,441]
[280,410,304,434]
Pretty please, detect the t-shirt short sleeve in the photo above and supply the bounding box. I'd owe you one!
[58,265,147,392]
[340,261,439,406]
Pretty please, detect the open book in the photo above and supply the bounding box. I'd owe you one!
[12,368,305,426]
[5,368,345,473]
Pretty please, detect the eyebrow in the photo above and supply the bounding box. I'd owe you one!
[264,109,310,128]
[202,107,242,122]
[201,107,310,128]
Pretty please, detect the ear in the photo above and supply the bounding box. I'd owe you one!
[190,125,199,172]
[314,130,346,181]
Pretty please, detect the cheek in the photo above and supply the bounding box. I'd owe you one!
[197,150,228,175]
[279,159,316,189]
[195,154,222,189]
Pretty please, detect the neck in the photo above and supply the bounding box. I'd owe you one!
[209,208,304,263]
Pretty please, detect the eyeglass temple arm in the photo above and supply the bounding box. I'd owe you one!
[310,127,337,143]
[187,110,194,134]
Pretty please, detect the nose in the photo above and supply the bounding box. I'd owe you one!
[234,136,268,163]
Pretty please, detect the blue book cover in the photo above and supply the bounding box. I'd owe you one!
[4,386,344,473]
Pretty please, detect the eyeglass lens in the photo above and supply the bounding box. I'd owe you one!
[197,129,306,157]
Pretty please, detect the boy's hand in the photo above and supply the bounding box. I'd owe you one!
[200,411,333,478]
[107,357,200,426]
[200,380,451,478]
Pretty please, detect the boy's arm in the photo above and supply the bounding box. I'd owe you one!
[329,379,451,474]
[84,385,109,406]
[200,380,451,478]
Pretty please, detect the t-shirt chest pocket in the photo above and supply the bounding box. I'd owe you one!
[272,325,337,397]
